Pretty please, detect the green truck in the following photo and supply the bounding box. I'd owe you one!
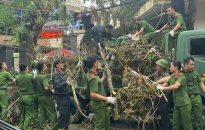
[165,29,205,128]
[70,29,205,128]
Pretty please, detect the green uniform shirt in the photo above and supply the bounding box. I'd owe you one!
[183,70,202,94]
[34,72,51,96]
[16,72,34,95]
[136,20,155,33]
[166,74,190,106]
[0,70,13,89]
[167,12,187,31]
[86,70,106,101]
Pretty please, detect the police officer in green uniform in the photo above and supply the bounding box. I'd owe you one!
[34,62,57,129]
[83,56,116,130]
[15,62,35,130]
[156,60,192,130]
[132,16,155,42]
[52,59,70,130]
[155,6,187,51]
[0,62,15,122]
[183,56,205,130]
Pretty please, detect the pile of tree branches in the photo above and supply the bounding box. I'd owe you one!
[105,38,163,129]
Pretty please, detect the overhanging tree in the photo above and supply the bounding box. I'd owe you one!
[0,0,71,60]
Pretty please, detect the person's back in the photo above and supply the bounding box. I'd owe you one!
[15,62,35,130]
[35,62,57,129]
[16,72,34,95]
[90,24,113,49]
[35,72,52,96]
[81,13,94,30]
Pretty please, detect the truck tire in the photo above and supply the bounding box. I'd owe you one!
[70,96,89,124]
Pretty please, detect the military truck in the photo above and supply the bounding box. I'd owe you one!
[70,30,205,125]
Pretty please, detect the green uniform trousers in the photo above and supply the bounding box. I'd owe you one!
[38,95,57,130]
[190,94,203,130]
[19,95,35,130]
[0,90,8,122]
[32,93,39,127]
[159,30,180,51]
[141,32,155,42]
[90,101,110,130]
[172,103,193,130]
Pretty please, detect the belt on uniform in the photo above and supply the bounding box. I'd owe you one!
[0,88,7,91]
[189,93,199,98]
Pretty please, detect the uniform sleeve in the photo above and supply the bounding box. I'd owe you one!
[42,77,50,88]
[176,14,184,24]
[88,78,98,93]
[15,77,19,86]
[166,77,171,85]
[6,72,13,81]
[195,71,202,83]
[141,21,146,28]
[176,76,186,85]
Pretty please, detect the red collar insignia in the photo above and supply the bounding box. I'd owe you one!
[93,71,98,75]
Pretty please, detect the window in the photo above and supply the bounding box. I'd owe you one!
[190,38,205,56]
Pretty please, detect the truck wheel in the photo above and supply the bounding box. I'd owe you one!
[203,104,205,129]
[70,96,89,124]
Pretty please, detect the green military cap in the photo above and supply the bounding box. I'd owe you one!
[156,59,169,69]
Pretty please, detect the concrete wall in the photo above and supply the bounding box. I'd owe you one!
[194,0,205,29]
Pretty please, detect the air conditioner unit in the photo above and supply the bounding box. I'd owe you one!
[13,53,20,57]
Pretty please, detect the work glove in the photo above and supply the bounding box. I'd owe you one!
[32,69,37,75]
[156,85,164,90]
[154,30,160,33]
[131,70,138,75]
[148,47,156,53]
[131,35,136,40]
[111,54,115,60]
[169,30,174,37]
[51,89,55,94]
[66,77,71,85]
[107,97,117,104]
[152,82,157,85]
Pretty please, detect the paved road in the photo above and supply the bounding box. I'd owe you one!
[70,118,155,130]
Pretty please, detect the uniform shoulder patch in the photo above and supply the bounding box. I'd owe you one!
[91,73,96,78]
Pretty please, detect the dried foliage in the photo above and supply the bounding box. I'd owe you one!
[116,71,157,123]
[105,38,164,128]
